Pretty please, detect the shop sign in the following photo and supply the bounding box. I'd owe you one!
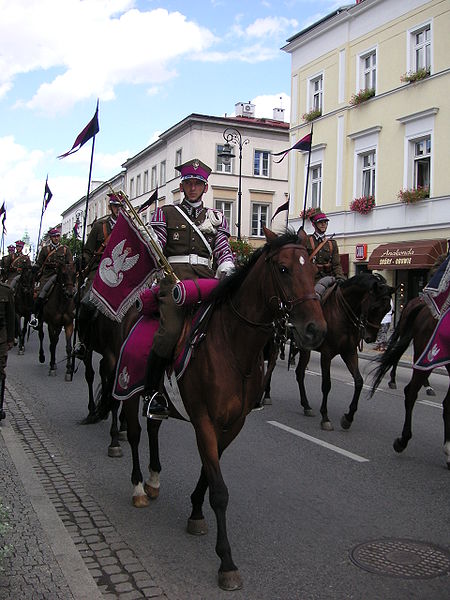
[378,247,414,266]
[355,244,367,260]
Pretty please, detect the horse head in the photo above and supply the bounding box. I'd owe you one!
[262,226,327,349]
[57,262,76,301]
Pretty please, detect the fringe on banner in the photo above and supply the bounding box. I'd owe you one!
[90,275,155,322]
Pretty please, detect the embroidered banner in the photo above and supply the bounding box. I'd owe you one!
[414,307,450,370]
[91,210,161,321]
[421,254,450,319]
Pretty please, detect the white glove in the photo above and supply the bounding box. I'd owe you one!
[215,260,235,280]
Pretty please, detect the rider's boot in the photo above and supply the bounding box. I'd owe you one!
[141,350,170,419]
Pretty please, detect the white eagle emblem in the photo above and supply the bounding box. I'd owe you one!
[99,239,139,287]
[118,366,130,390]
[426,343,440,362]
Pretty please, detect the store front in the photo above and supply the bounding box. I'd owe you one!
[367,238,448,321]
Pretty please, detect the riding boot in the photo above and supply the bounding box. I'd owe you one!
[141,350,170,419]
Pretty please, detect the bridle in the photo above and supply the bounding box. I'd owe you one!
[228,242,318,329]
[335,285,384,350]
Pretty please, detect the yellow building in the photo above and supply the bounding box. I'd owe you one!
[283,0,450,311]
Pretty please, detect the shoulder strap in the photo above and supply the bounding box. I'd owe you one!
[309,237,329,261]
[173,205,212,257]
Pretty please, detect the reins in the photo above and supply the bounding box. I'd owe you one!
[335,286,367,350]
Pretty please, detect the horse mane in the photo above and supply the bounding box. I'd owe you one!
[209,229,301,305]
[340,271,387,292]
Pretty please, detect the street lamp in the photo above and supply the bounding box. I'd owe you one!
[218,127,249,240]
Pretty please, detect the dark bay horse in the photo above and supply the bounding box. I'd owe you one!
[37,262,75,379]
[292,273,394,430]
[370,298,450,469]
[120,228,327,590]
[11,266,35,355]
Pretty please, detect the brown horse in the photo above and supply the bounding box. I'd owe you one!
[119,228,327,590]
[370,298,450,469]
[37,261,75,379]
[11,265,35,355]
[291,273,394,430]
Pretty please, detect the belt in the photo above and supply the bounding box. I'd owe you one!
[168,254,211,267]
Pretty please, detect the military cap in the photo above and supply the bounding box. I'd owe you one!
[176,158,211,183]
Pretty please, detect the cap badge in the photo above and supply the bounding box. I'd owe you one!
[192,160,200,170]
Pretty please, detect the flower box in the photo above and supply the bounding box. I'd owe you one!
[400,67,430,83]
[397,187,429,204]
[349,88,375,106]
[300,207,321,220]
[302,108,321,122]
[350,196,375,215]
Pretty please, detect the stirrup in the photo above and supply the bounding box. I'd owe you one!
[142,391,169,419]
[29,316,39,329]
[73,342,87,360]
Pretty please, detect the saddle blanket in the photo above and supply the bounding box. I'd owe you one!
[414,307,450,370]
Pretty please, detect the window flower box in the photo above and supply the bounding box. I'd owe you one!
[400,67,430,83]
[350,195,375,215]
[397,186,429,204]
[300,207,321,220]
[349,88,375,106]
[302,108,321,122]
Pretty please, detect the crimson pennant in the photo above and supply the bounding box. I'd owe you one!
[58,101,99,159]
[271,132,312,164]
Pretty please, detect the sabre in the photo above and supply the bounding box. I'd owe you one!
[107,185,179,283]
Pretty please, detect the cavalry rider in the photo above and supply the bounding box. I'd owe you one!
[72,193,123,358]
[5,240,32,289]
[142,158,235,418]
[306,211,345,285]
[0,245,16,282]
[29,228,74,328]
[0,280,15,421]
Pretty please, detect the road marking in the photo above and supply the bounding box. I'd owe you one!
[267,420,370,463]
[418,399,441,409]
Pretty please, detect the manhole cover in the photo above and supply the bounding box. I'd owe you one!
[350,539,450,579]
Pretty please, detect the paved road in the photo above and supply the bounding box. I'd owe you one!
[1,331,449,599]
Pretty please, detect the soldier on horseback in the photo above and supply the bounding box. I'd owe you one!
[306,211,345,291]
[0,245,16,282]
[142,158,235,418]
[29,228,74,329]
[5,240,31,290]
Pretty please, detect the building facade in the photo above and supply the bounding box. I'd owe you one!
[283,0,450,314]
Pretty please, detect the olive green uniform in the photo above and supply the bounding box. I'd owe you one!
[306,234,345,283]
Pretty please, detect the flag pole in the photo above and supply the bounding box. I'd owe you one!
[301,123,314,230]
[36,176,48,254]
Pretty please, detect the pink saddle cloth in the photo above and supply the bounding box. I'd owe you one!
[414,307,450,371]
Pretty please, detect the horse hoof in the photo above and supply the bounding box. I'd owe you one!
[218,570,243,591]
[18,349,24,356]
[108,446,123,458]
[0,409,6,420]
[321,420,334,431]
[304,408,315,417]
[388,382,396,389]
[39,356,45,364]
[132,494,150,508]
[187,518,208,536]
[118,430,128,441]
[393,438,405,453]
[64,373,72,382]
[144,482,159,500]
[264,397,272,406]
[340,415,352,430]
[425,387,436,397]
[48,369,57,377]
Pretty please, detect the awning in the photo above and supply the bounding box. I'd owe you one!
[368,239,447,270]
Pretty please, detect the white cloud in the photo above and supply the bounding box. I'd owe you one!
[252,93,291,121]
[245,17,299,38]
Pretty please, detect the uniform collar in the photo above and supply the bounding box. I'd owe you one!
[313,232,326,242]
[181,198,204,219]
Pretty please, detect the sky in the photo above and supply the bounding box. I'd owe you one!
[0,0,344,252]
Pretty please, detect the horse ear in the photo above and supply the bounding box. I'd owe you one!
[263,226,277,242]
[296,227,308,245]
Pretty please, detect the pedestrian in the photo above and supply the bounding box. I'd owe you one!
[0,280,15,419]
[374,298,394,351]
[306,211,345,284]
[142,158,235,418]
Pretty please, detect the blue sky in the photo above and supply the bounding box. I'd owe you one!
[0,0,342,250]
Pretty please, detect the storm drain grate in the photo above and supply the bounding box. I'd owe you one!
[350,539,450,579]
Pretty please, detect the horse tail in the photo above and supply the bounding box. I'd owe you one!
[369,299,424,396]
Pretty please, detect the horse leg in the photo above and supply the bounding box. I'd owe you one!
[18,316,26,355]
[122,397,149,507]
[118,404,127,441]
[64,324,74,381]
[340,352,363,430]
[388,364,397,389]
[295,350,314,416]
[187,467,209,535]
[442,367,450,470]
[81,349,97,423]
[393,370,424,453]
[108,399,123,458]
[144,417,162,500]
[48,326,61,376]
[38,323,45,363]
[192,423,242,591]
[424,377,436,396]
[319,354,333,430]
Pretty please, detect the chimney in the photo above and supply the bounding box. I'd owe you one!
[272,107,285,122]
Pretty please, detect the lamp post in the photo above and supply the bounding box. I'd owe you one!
[218,127,249,240]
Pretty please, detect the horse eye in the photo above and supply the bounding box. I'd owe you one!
[279,265,289,274]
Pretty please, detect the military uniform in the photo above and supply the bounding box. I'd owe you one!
[0,282,15,418]
[0,252,16,282]
[6,253,31,285]
[306,234,345,283]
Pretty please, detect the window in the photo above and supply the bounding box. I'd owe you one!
[413,136,431,189]
[310,74,323,112]
[129,178,135,199]
[251,203,269,237]
[215,200,233,235]
[136,174,141,197]
[175,149,182,174]
[361,151,376,197]
[143,170,149,193]
[160,161,166,186]
[413,25,431,72]
[254,150,269,177]
[216,144,232,173]
[310,164,322,208]
[151,166,157,190]
[360,50,376,91]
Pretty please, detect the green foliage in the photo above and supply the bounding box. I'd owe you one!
[61,233,83,259]
[400,67,430,83]
[302,108,322,122]
[229,238,254,266]
[397,187,429,204]
[349,88,375,106]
